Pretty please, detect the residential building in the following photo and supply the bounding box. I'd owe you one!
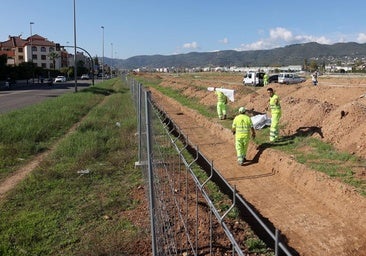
[0,35,27,66]
[26,34,61,69]
[0,34,65,70]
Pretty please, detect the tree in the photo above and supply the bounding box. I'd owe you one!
[48,51,60,70]
[76,60,88,75]
[303,58,309,71]
[93,56,99,66]
[309,60,318,72]
[0,54,8,80]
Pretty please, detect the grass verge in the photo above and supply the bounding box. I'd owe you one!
[0,88,103,180]
[0,79,149,255]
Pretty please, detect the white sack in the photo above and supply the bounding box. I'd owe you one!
[207,87,235,102]
[251,114,271,130]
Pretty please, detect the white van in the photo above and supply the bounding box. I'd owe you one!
[243,72,265,86]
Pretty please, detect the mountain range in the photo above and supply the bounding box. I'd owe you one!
[105,42,366,70]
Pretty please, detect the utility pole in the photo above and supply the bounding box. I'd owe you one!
[30,22,34,84]
[101,26,104,81]
[73,0,77,92]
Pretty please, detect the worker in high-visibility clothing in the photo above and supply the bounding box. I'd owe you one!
[266,87,281,142]
[214,87,227,120]
[263,73,269,86]
[231,107,256,166]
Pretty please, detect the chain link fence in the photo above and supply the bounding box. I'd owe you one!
[127,76,294,256]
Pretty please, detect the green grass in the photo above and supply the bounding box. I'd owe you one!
[0,89,104,179]
[0,79,147,255]
[133,73,366,196]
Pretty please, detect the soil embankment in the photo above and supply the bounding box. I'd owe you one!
[145,73,366,256]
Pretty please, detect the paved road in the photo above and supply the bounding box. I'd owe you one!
[0,81,91,114]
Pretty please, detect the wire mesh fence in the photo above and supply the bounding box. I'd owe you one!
[127,76,294,256]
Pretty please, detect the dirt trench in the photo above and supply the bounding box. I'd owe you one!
[149,86,366,256]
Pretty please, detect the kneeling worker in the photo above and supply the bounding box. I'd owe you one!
[232,107,256,166]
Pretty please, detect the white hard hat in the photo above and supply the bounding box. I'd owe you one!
[239,107,246,113]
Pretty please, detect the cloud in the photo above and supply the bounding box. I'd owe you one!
[219,37,229,44]
[269,27,293,41]
[236,27,334,51]
[357,33,366,43]
[182,41,199,49]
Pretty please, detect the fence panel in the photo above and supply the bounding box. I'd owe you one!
[127,76,293,256]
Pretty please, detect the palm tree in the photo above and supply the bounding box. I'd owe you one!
[48,51,60,70]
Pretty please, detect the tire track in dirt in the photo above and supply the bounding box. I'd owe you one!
[149,87,366,256]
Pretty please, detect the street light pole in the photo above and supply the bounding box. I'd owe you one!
[111,43,113,59]
[101,26,104,81]
[30,21,34,83]
[73,0,78,92]
[111,42,113,76]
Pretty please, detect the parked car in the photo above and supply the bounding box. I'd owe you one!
[268,74,278,83]
[80,74,90,80]
[243,72,265,86]
[1,77,16,89]
[278,73,306,84]
[43,77,53,85]
[54,76,66,83]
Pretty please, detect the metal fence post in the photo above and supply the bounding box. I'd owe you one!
[145,90,157,255]
[137,83,142,163]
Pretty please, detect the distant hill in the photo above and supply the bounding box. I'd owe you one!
[105,42,366,70]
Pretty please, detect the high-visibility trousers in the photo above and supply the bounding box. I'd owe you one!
[235,136,250,163]
[270,111,281,142]
[217,102,226,119]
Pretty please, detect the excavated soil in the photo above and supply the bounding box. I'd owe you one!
[138,72,366,256]
[1,74,365,255]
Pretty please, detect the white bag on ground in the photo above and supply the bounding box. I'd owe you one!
[251,114,271,130]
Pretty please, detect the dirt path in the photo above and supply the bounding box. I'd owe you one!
[0,107,91,201]
[0,90,119,201]
[0,153,48,200]
[149,87,366,256]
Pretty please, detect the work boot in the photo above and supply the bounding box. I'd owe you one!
[223,114,227,120]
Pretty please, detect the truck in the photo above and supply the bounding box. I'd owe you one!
[243,72,265,86]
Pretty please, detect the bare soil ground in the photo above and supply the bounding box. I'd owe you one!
[1,74,366,255]
[139,72,366,256]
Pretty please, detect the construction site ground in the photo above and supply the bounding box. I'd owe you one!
[138,72,366,256]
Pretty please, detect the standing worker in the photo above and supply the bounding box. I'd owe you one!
[232,107,256,166]
[311,72,318,86]
[266,87,281,142]
[214,87,228,120]
[263,73,269,86]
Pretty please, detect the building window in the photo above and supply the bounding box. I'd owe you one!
[19,56,24,60]
[50,63,54,69]
[49,47,54,52]
[32,46,37,52]
[18,48,23,52]
[41,63,47,68]
[41,55,47,60]
[32,54,37,60]
[41,47,46,52]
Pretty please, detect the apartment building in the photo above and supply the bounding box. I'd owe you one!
[0,34,67,69]
[0,35,27,66]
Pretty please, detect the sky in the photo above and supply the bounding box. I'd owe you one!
[2,0,366,60]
